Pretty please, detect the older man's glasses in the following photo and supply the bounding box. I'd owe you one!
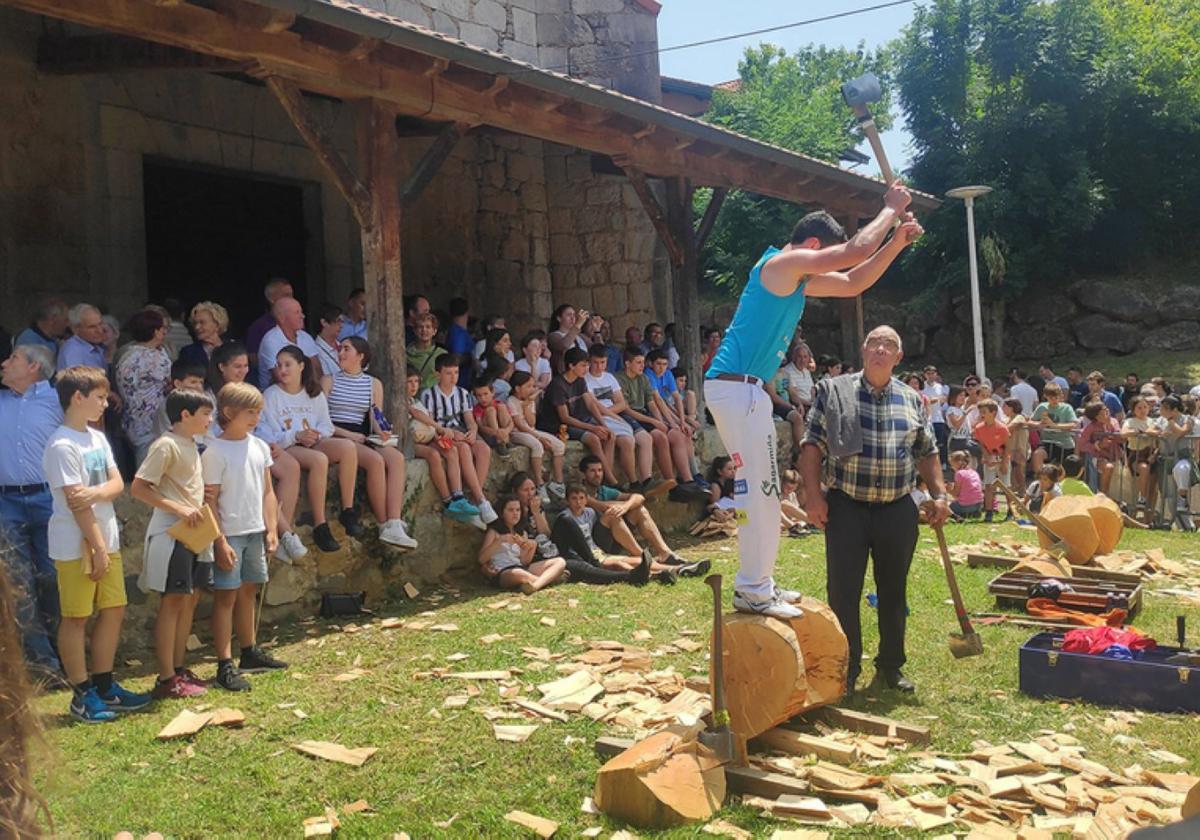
[865,337,900,351]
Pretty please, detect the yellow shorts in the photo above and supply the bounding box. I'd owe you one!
[56,554,127,618]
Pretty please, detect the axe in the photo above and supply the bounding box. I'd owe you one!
[700,574,736,763]
[841,72,895,185]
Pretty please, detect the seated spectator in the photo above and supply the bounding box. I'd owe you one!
[816,355,843,380]
[1122,395,1162,510]
[640,322,664,359]
[645,350,681,420]
[1158,395,1194,525]
[1150,377,1171,399]
[256,345,359,553]
[1031,383,1078,471]
[515,333,552,391]
[178,301,230,369]
[472,314,506,366]
[478,495,567,594]
[1077,402,1121,495]
[1025,464,1062,514]
[536,347,618,485]
[419,355,497,525]
[338,288,368,340]
[578,454,704,580]
[584,344,664,494]
[947,451,984,520]
[1060,454,1094,497]
[15,298,68,359]
[547,304,590,373]
[472,379,513,456]
[322,337,417,549]
[506,372,566,502]
[313,303,344,377]
[701,327,722,374]
[406,312,445,391]
[600,318,624,375]
[769,362,807,468]
[1065,366,1089,409]
[405,371,482,527]
[115,308,172,463]
[698,455,738,532]
[403,293,430,346]
[1085,371,1125,422]
[972,398,1010,522]
[151,358,209,441]
[445,297,474,389]
[779,468,810,534]
[669,368,707,482]
[554,484,653,583]
[1002,397,1031,490]
[479,327,514,376]
[483,354,514,402]
[160,298,191,361]
[245,278,293,373]
[101,315,122,367]
[57,303,107,371]
[257,297,322,389]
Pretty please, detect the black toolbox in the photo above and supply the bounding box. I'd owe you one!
[1019,632,1200,713]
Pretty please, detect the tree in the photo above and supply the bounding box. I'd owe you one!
[700,43,892,293]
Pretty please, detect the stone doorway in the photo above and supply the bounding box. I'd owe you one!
[142,158,314,336]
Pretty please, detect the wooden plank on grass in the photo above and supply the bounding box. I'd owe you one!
[157,709,212,740]
[504,810,558,837]
[756,728,857,764]
[292,740,378,767]
[807,707,930,745]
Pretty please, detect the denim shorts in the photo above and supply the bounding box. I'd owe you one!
[211,532,268,590]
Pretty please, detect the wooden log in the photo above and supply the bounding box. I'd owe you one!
[720,597,847,741]
[1037,498,1100,565]
[1044,495,1124,556]
[593,729,725,829]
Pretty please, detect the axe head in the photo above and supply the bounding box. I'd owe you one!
[698,726,736,764]
[841,72,882,109]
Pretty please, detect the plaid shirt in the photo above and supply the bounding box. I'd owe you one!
[802,373,937,503]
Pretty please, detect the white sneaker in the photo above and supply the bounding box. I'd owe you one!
[469,514,488,532]
[547,481,566,500]
[537,485,552,506]
[733,590,804,619]
[478,499,498,524]
[379,519,418,549]
[277,531,307,563]
[774,584,803,604]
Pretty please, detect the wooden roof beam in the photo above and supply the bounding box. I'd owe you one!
[208,0,295,34]
[37,34,247,75]
[619,163,684,268]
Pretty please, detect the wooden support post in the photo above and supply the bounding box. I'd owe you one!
[399,122,467,208]
[838,214,863,365]
[665,176,704,417]
[355,99,408,439]
[619,165,684,268]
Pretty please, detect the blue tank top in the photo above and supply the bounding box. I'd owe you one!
[706,247,808,383]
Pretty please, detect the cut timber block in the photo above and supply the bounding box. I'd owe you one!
[1037,498,1100,565]
[720,599,847,741]
[594,729,726,829]
[1045,495,1124,556]
[808,706,930,745]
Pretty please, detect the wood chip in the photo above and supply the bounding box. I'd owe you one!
[341,799,372,814]
[446,670,511,681]
[292,740,378,767]
[768,830,829,840]
[503,809,557,837]
[403,582,419,599]
[185,633,203,651]
[430,623,459,632]
[539,617,557,627]
[480,633,505,644]
[156,709,212,740]
[443,695,470,709]
[511,697,570,723]
[380,617,405,629]
[494,723,539,743]
[1147,749,1188,766]
[209,708,245,728]
[333,668,369,682]
[632,629,652,641]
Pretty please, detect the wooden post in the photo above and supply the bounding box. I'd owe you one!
[838,214,863,367]
[355,99,408,439]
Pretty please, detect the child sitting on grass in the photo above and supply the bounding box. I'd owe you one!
[45,367,151,722]
[472,379,514,457]
[779,469,810,536]
[555,485,652,582]
[478,495,567,594]
[132,389,216,700]
[911,475,931,523]
[1059,454,1094,497]
[1025,464,1063,514]
[947,450,984,520]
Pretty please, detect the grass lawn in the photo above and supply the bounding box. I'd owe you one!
[33,522,1200,838]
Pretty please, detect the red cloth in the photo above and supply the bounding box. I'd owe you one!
[1062,626,1156,655]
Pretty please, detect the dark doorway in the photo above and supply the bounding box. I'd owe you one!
[143,159,311,338]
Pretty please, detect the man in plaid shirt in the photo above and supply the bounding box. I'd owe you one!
[800,325,949,696]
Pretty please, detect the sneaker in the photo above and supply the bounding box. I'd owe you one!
[240,645,288,673]
[339,508,364,538]
[215,662,251,692]
[654,566,680,585]
[677,559,711,578]
[70,687,117,724]
[669,481,710,503]
[379,519,418,549]
[152,674,206,699]
[278,531,307,563]
[478,499,498,524]
[445,497,480,523]
[178,667,207,688]
[496,442,511,456]
[537,485,552,506]
[468,514,488,531]
[773,584,802,603]
[312,523,341,552]
[98,681,153,713]
[692,474,711,491]
[642,478,676,498]
[630,549,652,586]
[733,590,804,619]
[547,481,566,500]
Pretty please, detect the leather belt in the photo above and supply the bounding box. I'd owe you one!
[713,373,764,386]
[0,483,49,495]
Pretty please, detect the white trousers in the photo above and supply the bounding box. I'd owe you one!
[704,378,783,599]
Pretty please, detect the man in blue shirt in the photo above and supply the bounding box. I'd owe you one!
[15,298,68,359]
[56,303,108,371]
[0,344,65,677]
[703,182,923,619]
[445,297,475,389]
[1085,371,1126,422]
[339,287,368,340]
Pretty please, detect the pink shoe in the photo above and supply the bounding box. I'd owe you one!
[177,668,207,688]
[152,674,206,699]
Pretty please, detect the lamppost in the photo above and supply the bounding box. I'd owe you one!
[945,185,993,381]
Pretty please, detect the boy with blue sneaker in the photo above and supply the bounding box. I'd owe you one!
[43,366,151,722]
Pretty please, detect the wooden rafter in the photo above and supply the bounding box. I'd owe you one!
[694,187,728,251]
[37,34,247,75]
[400,122,467,207]
[619,165,684,268]
[263,75,371,228]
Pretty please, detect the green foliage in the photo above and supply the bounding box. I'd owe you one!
[893,0,1200,301]
[699,43,891,293]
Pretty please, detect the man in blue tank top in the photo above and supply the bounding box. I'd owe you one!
[704,182,923,618]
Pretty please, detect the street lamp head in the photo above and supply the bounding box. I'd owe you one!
[946,185,993,201]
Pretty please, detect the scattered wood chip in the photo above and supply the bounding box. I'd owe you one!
[539,617,557,627]
[580,796,599,814]
[293,709,308,720]
[512,697,570,723]
[380,617,405,629]
[446,670,512,681]
[209,708,245,728]
[703,818,752,839]
[302,815,336,837]
[580,828,602,838]
[430,623,459,632]
[494,724,539,743]
[503,810,558,837]
[333,668,369,682]
[480,633,506,644]
[443,695,471,709]
[292,740,378,767]
[403,582,420,599]
[632,629,652,641]
[185,633,203,651]
[157,709,212,740]
[341,799,372,814]
[446,652,470,662]
[1148,750,1187,766]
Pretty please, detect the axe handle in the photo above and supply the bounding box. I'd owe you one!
[706,574,730,728]
[851,104,895,186]
[992,480,1069,550]
[929,516,976,636]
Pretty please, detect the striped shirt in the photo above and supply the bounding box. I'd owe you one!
[802,373,937,504]
[419,384,474,431]
[327,370,374,429]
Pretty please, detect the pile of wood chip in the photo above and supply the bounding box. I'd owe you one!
[952,539,1198,582]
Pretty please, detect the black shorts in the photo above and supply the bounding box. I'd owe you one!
[621,414,645,433]
[593,522,617,554]
[1039,442,1070,465]
[773,404,796,421]
[165,542,213,596]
